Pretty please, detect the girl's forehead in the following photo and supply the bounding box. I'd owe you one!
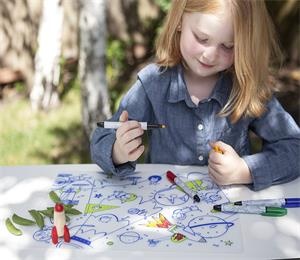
[183,11,234,42]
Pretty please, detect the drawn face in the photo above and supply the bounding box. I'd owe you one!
[154,187,189,206]
[180,9,234,79]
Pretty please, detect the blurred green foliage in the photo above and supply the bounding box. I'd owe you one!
[154,0,171,12]
[106,38,127,112]
[0,81,90,165]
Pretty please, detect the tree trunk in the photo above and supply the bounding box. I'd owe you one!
[79,0,111,139]
[30,0,64,111]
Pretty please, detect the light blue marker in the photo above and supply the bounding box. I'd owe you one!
[233,198,300,208]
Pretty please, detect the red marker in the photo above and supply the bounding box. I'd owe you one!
[166,171,200,202]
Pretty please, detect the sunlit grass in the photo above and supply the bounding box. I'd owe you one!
[0,87,90,165]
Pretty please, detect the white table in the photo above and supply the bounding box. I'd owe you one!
[0,164,299,260]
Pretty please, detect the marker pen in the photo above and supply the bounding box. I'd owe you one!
[213,145,224,154]
[213,204,287,217]
[97,121,166,130]
[233,198,300,208]
[166,170,200,202]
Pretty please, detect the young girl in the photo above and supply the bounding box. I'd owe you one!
[91,0,300,191]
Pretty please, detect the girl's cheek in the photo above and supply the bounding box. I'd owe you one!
[223,51,234,65]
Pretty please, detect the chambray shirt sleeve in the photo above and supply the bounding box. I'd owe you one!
[90,79,152,176]
[243,96,300,191]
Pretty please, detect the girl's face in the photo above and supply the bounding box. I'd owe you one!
[179,10,234,79]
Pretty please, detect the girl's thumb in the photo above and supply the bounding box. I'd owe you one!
[119,110,129,122]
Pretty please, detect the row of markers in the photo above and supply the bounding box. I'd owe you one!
[166,170,300,217]
[212,198,300,217]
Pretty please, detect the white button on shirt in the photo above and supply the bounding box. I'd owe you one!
[198,124,204,130]
[198,155,204,161]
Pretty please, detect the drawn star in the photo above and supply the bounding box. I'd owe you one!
[224,240,233,246]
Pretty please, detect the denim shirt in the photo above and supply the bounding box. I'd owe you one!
[90,63,300,191]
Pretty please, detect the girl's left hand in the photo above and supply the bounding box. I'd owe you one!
[208,141,252,185]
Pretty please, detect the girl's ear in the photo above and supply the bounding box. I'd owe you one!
[177,24,182,31]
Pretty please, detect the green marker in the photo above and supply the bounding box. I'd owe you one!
[213,204,287,217]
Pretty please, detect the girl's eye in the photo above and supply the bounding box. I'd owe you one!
[221,44,234,51]
[195,35,208,44]
[199,38,208,43]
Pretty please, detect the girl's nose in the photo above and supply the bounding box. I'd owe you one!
[202,46,218,64]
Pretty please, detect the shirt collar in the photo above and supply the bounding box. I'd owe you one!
[167,64,232,108]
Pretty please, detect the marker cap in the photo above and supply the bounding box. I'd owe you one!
[261,207,287,217]
[166,171,176,184]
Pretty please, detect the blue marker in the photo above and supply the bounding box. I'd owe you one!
[233,198,300,208]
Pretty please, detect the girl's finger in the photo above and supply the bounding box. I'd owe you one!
[208,163,222,177]
[124,137,143,154]
[208,150,223,165]
[128,145,145,161]
[116,121,141,139]
[119,110,129,122]
[121,128,144,145]
[208,167,219,184]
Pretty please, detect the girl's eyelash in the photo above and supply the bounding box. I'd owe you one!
[194,33,233,50]
[221,44,234,51]
[195,35,208,43]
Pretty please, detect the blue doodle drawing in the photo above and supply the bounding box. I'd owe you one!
[178,215,234,242]
[118,231,142,244]
[154,186,189,206]
[148,175,162,185]
[33,226,52,243]
[172,205,200,221]
[30,170,242,252]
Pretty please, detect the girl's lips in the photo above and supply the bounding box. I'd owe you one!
[199,60,214,68]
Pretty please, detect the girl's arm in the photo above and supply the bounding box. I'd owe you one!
[243,96,300,191]
[90,79,152,176]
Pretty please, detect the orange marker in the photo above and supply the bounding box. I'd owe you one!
[213,145,224,154]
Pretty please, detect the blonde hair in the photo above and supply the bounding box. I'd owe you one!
[155,0,282,122]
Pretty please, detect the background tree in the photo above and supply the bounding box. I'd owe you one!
[30,0,64,111]
[0,0,41,88]
[266,0,300,123]
[79,0,111,139]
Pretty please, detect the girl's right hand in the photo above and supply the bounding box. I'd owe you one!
[112,110,145,165]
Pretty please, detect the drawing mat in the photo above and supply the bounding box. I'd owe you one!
[31,168,243,253]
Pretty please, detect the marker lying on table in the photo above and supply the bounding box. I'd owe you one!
[97,121,166,130]
[166,170,200,202]
[213,204,287,217]
[233,198,300,208]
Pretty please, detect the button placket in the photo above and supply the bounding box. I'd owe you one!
[196,121,206,163]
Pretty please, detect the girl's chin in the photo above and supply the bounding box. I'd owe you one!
[193,68,217,78]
